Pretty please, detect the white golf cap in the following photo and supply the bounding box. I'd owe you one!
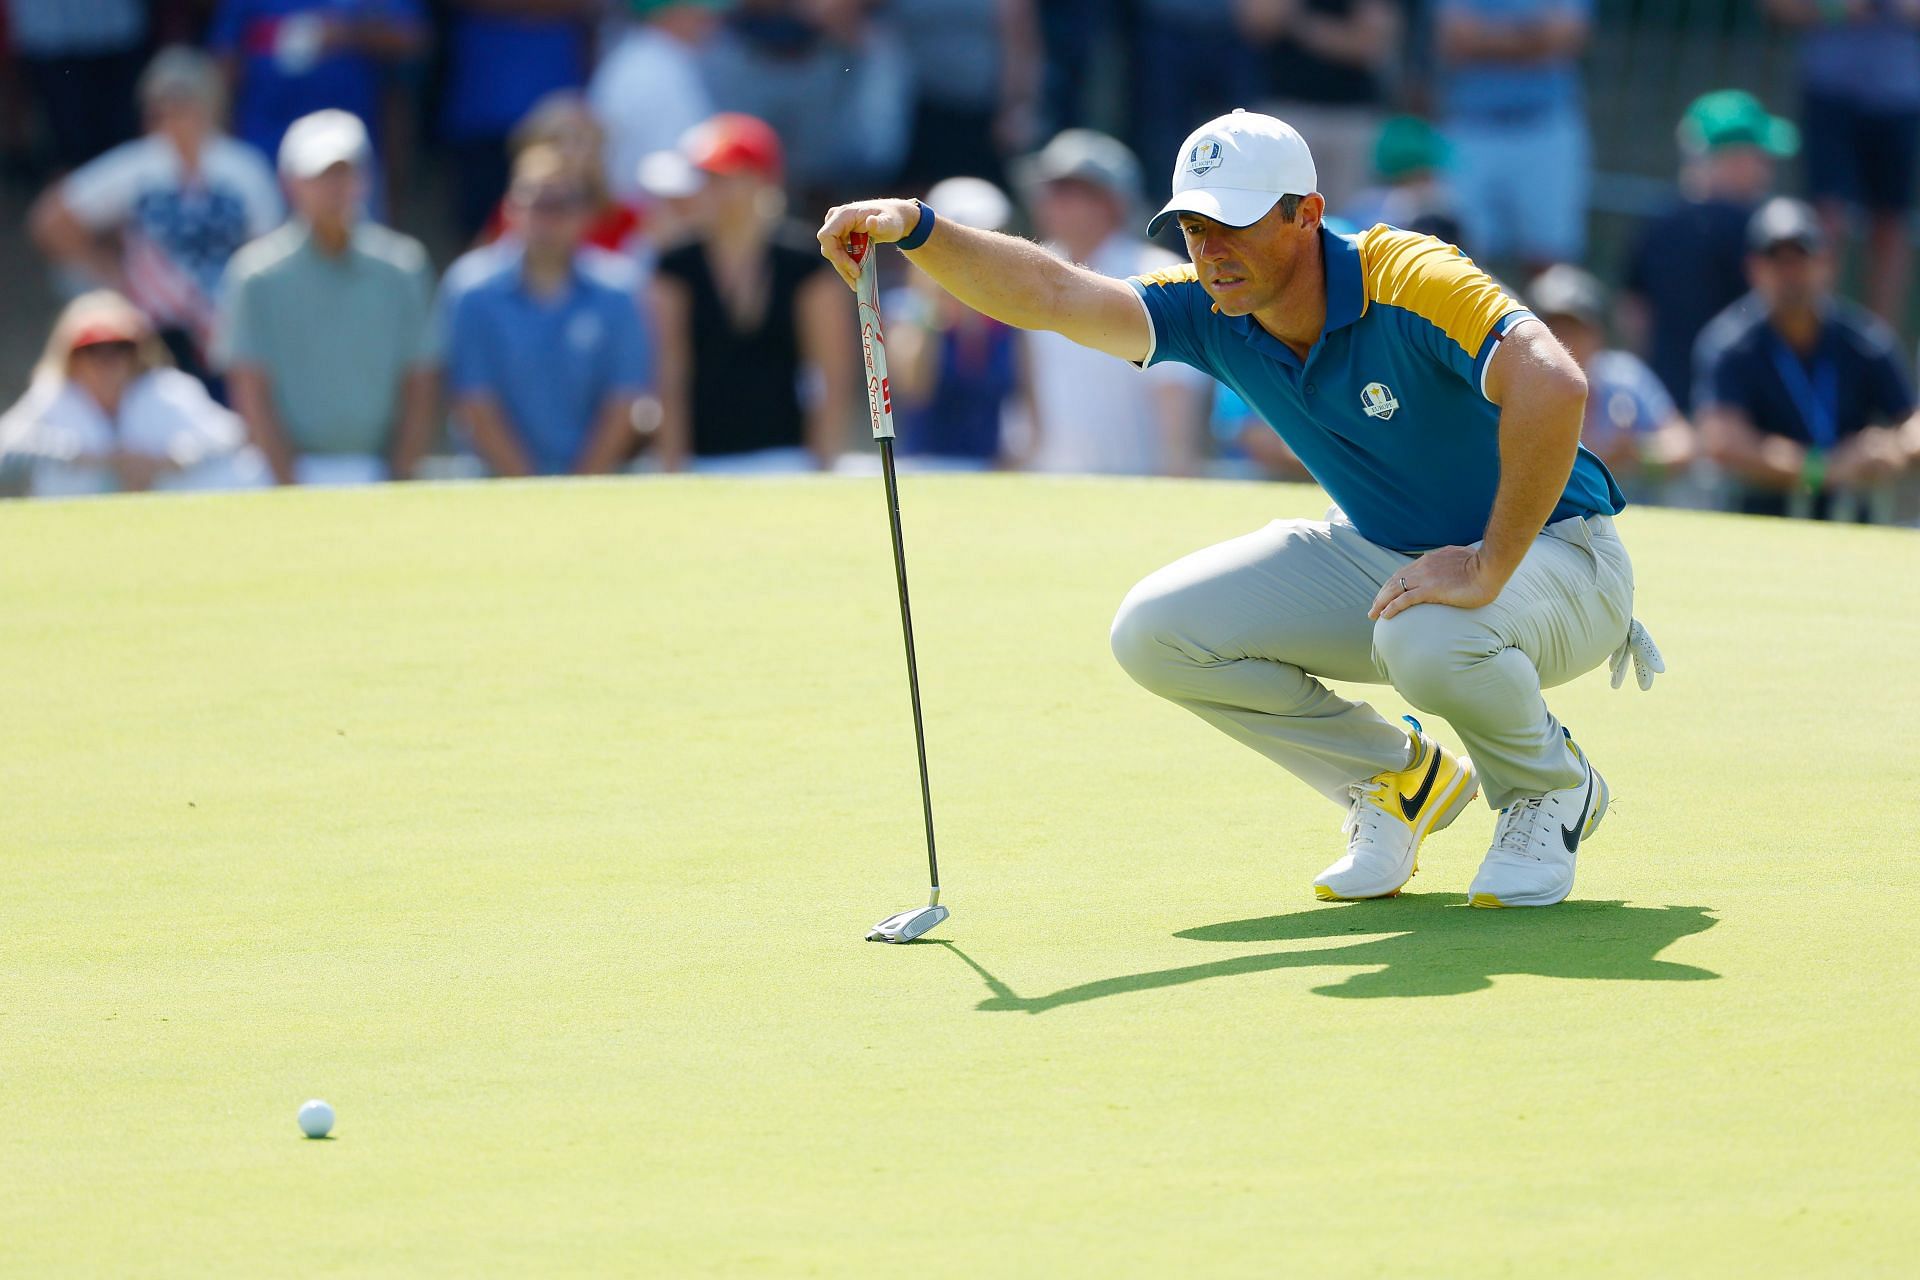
[278,109,369,179]
[1147,109,1317,237]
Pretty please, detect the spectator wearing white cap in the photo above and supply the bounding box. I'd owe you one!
[0,291,264,497]
[29,46,283,390]
[886,177,1024,469]
[1014,128,1212,477]
[213,110,439,486]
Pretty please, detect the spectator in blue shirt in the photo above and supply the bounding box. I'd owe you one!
[1622,90,1795,412]
[1695,198,1919,522]
[1765,0,1920,328]
[441,145,654,477]
[1434,0,1591,268]
[1529,265,1696,505]
[208,0,427,164]
[439,0,595,240]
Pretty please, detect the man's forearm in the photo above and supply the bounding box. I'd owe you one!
[1482,402,1583,582]
[907,217,1104,333]
[1480,328,1587,583]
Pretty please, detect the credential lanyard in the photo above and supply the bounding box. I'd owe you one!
[1766,334,1839,450]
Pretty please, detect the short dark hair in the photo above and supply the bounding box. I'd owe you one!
[1276,194,1304,223]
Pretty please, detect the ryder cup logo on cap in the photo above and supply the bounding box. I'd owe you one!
[1148,109,1317,237]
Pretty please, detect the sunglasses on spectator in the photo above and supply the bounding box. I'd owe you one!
[73,340,139,359]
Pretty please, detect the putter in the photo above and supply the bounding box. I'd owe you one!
[850,231,948,945]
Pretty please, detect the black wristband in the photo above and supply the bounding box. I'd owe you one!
[897,200,936,251]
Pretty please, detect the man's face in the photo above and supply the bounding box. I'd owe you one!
[1704,145,1774,200]
[291,162,365,228]
[1176,195,1321,317]
[1749,242,1830,312]
[509,175,590,256]
[69,341,140,405]
[146,94,213,143]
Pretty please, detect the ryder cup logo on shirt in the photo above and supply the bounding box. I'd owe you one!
[1360,382,1400,420]
[1187,139,1224,176]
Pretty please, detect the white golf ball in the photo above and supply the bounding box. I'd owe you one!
[298,1099,334,1139]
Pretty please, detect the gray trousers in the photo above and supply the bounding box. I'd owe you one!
[1108,513,1634,810]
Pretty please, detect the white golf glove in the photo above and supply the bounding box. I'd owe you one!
[1609,618,1665,691]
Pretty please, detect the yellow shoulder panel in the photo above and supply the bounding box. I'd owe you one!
[1134,263,1200,288]
[1357,225,1522,355]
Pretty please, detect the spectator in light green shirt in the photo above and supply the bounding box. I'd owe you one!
[213,109,439,485]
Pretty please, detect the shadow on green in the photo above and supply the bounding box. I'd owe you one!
[940,895,1718,1009]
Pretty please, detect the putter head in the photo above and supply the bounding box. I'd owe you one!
[866,904,949,944]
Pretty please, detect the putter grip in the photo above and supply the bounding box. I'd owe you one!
[853,235,895,441]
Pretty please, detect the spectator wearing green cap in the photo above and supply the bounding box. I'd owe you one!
[1621,90,1795,415]
[1346,115,1461,243]
[1765,0,1920,330]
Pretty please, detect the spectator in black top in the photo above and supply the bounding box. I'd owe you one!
[1623,90,1795,412]
[1240,0,1401,214]
[651,113,854,472]
[1695,198,1919,522]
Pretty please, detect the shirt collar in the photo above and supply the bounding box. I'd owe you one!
[294,219,364,267]
[1321,225,1367,333]
[491,238,585,301]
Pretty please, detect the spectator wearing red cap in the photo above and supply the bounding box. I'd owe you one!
[0,291,262,496]
[651,113,855,472]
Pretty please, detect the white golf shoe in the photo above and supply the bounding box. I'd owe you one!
[1315,717,1479,901]
[1469,734,1609,908]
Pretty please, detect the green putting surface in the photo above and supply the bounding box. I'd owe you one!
[2,476,1914,1277]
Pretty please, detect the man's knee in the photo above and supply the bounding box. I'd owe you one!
[1373,609,1485,711]
[1109,583,1187,693]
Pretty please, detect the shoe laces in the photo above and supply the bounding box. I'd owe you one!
[1342,779,1389,844]
[1494,797,1549,860]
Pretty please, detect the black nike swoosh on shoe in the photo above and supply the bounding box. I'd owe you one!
[1561,768,1596,854]
[1399,746,1442,821]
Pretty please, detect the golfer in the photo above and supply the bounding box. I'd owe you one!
[818,111,1660,908]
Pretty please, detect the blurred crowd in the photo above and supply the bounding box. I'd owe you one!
[2,0,1918,523]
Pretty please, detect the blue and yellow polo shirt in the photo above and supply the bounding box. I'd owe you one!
[1130,224,1625,552]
